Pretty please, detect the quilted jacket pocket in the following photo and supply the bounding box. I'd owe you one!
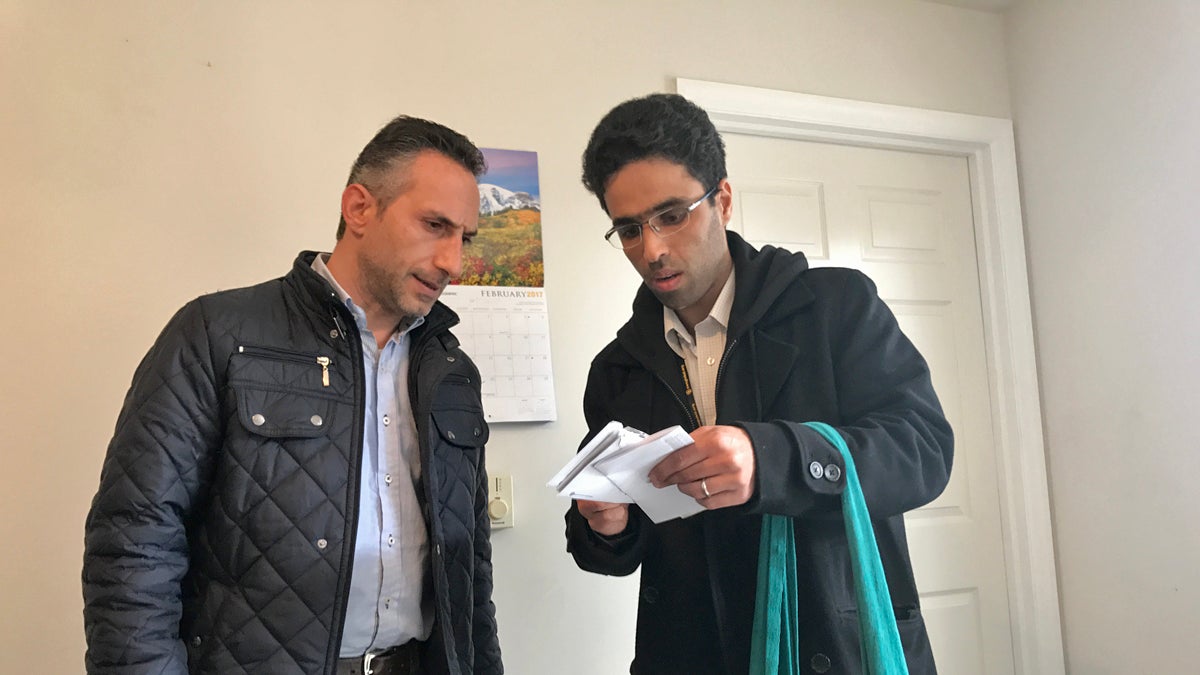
[432,407,489,448]
[233,385,334,438]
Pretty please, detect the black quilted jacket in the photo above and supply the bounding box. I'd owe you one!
[83,252,502,675]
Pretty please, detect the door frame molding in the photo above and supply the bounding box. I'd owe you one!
[677,78,1064,675]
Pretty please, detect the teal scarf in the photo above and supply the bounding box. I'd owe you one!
[749,421,909,675]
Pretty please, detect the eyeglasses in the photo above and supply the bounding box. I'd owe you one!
[603,185,718,250]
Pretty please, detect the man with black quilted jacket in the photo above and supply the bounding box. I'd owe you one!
[83,116,502,675]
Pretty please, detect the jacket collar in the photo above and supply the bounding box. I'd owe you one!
[618,231,813,360]
[284,251,460,345]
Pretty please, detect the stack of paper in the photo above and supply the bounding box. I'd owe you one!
[548,421,706,523]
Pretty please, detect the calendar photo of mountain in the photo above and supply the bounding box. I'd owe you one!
[458,148,544,287]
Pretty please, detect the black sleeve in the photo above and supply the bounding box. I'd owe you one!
[563,360,648,577]
[82,300,221,674]
[472,442,504,674]
[741,270,954,519]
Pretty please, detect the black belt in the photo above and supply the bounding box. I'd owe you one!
[336,640,423,675]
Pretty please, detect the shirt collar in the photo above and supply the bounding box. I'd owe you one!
[311,253,424,342]
[663,269,736,351]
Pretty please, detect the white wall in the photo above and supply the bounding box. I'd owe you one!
[0,1,1010,672]
[1005,2,1200,673]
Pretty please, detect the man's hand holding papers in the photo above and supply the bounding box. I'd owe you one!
[549,421,713,525]
[648,425,757,509]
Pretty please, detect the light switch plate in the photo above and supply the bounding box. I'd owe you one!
[488,474,514,529]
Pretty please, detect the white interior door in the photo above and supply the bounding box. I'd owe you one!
[724,133,1015,674]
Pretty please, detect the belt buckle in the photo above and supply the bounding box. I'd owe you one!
[362,650,380,675]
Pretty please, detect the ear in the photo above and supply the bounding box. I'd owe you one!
[340,183,377,238]
[716,178,734,227]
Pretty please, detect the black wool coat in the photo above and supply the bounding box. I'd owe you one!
[566,232,951,675]
[84,252,502,675]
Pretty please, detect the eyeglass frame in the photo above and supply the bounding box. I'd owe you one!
[603,185,719,249]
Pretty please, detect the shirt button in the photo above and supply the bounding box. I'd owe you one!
[808,461,825,479]
[706,356,716,366]
[383,415,390,426]
[387,535,395,546]
[385,474,392,485]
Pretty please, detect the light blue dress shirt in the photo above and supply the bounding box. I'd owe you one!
[312,255,433,656]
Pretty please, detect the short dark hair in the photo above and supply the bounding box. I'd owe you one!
[337,115,486,239]
[581,93,727,212]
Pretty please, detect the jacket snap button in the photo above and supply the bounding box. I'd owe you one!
[824,464,842,482]
[316,538,328,549]
[640,586,659,604]
[329,329,339,339]
[811,653,831,673]
[310,414,323,427]
[251,413,265,426]
[191,636,202,647]
[447,430,457,440]
[808,461,824,479]
[474,427,481,437]
[446,356,456,363]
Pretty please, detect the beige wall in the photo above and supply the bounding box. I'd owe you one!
[0,1,1010,672]
[1006,2,1200,672]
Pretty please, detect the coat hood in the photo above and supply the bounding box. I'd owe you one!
[622,230,811,348]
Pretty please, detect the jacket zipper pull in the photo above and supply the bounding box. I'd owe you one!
[316,356,331,386]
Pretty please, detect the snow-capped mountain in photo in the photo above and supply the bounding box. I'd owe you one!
[478,183,540,215]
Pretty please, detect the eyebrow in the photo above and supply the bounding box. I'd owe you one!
[610,196,690,227]
[424,210,475,236]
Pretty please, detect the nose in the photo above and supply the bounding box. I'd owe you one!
[434,236,465,281]
[638,225,670,263]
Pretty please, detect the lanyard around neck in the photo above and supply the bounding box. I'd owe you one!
[678,359,702,427]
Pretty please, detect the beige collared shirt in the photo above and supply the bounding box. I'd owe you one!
[663,272,736,426]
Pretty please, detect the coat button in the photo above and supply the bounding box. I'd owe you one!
[251,413,266,426]
[808,461,824,479]
[640,586,659,604]
[310,414,323,427]
[316,538,328,549]
[811,653,831,673]
[824,464,842,482]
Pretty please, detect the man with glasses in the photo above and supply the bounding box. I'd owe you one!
[565,93,952,674]
[83,116,502,675]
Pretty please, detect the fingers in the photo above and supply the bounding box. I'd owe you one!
[647,442,704,486]
[576,499,629,537]
[650,426,757,508]
[679,476,746,510]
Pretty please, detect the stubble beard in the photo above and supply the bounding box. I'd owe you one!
[645,210,723,312]
[360,251,429,326]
